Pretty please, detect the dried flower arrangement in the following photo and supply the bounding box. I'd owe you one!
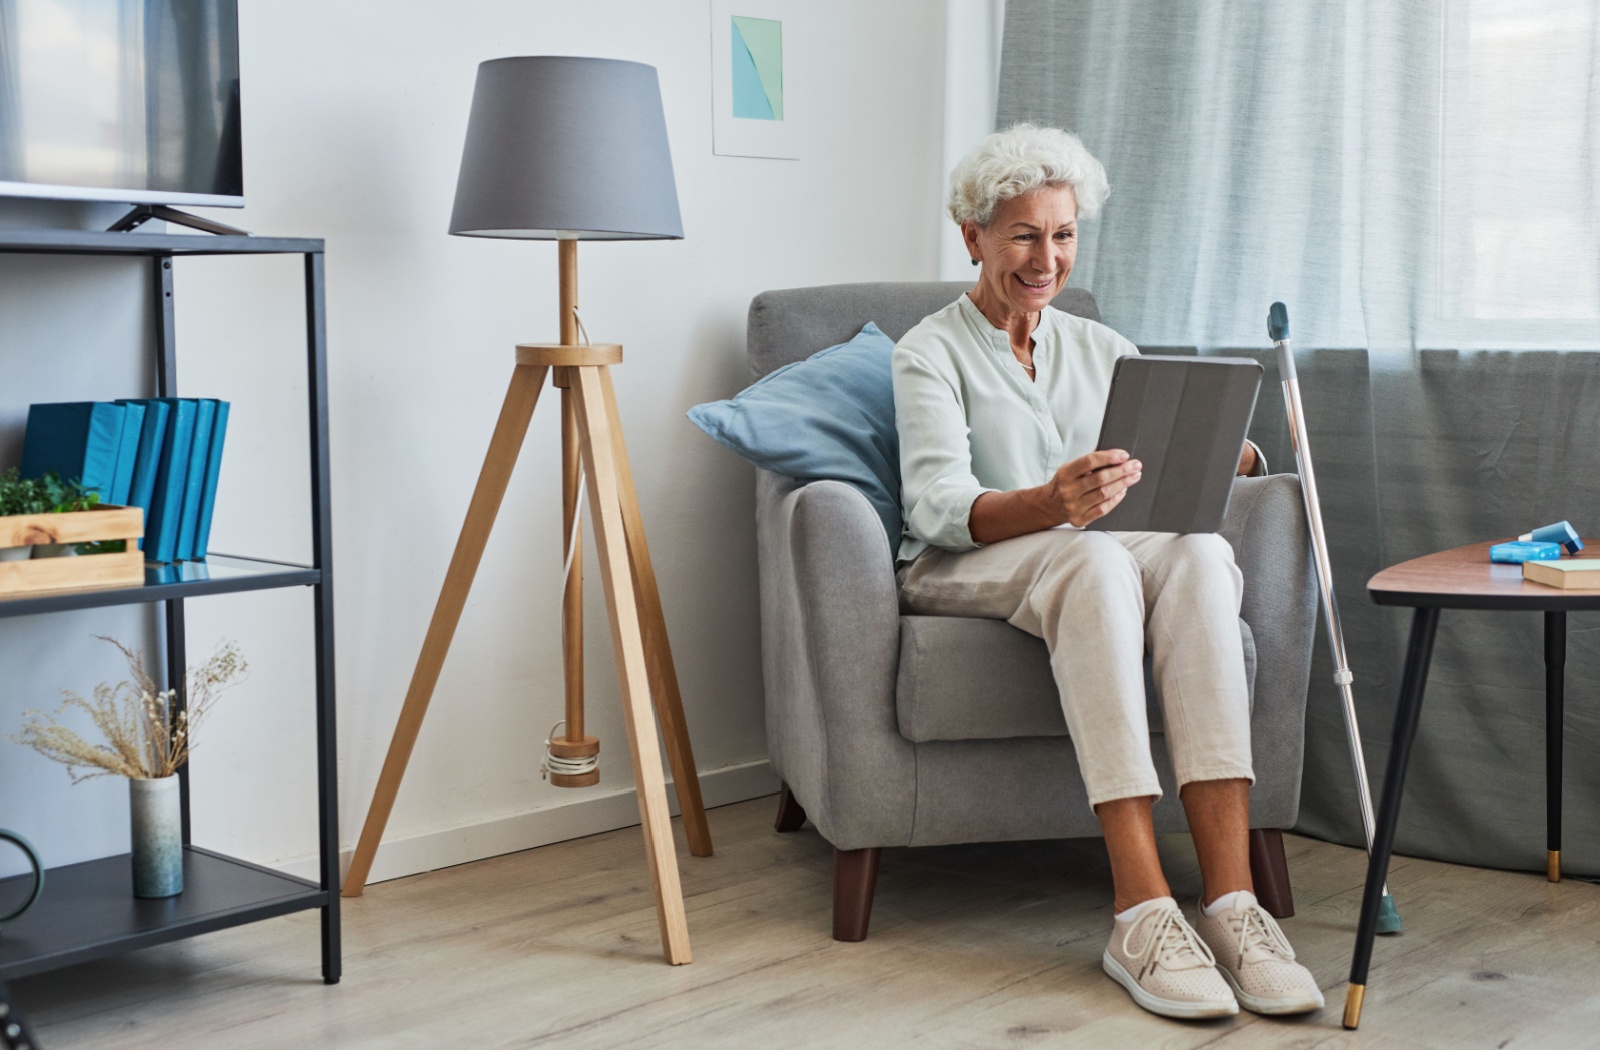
[10,636,248,782]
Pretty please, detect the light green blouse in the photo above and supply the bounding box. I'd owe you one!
[891,294,1139,564]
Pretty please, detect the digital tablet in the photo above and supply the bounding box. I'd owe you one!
[1086,355,1263,534]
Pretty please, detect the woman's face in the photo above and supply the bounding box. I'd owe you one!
[964,184,1079,320]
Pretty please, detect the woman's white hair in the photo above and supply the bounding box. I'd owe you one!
[947,123,1109,227]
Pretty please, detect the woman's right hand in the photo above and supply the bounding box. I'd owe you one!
[968,449,1144,544]
[1049,449,1142,527]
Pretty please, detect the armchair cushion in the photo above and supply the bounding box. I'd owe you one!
[895,615,1257,743]
[688,321,902,543]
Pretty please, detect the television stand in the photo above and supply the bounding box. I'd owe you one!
[108,204,250,237]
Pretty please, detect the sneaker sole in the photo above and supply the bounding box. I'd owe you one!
[1216,966,1325,1016]
[1102,950,1239,1020]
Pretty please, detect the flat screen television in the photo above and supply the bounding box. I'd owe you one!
[0,0,242,208]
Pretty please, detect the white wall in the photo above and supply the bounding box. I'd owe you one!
[0,0,947,882]
[940,0,1006,279]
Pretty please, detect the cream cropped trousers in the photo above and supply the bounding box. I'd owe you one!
[897,528,1255,809]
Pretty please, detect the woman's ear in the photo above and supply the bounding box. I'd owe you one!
[961,220,983,266]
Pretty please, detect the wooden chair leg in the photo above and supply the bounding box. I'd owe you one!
[573,366,692,964]
[597,366,713,858]
[774,783,807,832]
[342,363,548,897]
[833,846,882,942]
[1249,828,1295,919]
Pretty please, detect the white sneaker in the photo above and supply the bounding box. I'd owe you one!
[1102,897,1239,1020]
[1193,891,1325,1015]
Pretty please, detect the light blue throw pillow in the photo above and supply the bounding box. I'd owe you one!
[688,322,901,544]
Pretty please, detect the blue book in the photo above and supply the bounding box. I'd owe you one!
[119,400,172,520]
[145,400,197,563]
[19,402,127,498]
[194,400,230,559]
[175,399,215,561]
[108,401,146,506]
[118,400,171,551]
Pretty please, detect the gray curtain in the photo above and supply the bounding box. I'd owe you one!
[998,1,1600,875]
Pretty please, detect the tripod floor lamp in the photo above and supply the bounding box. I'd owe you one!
[342,56,711,966]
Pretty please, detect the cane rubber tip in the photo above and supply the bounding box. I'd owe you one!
[1268,301,1290,341]
[1548,849,1561,882]
[1343,983,1365,1029]
[1376,894,1402,934]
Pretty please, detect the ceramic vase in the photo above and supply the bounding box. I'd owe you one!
[129,775,183,897]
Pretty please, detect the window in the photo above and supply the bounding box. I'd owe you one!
[1435,0,1599,347]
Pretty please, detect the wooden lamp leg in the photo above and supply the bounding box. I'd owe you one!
[597,367,712,857]
[547,376,599,787]
[547,242,600,787]
[342,363,549,897]
[572,365,692,964]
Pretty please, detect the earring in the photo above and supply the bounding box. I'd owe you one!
[971,257,979,267]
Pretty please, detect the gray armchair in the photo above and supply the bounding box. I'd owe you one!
[748,282,1319,940]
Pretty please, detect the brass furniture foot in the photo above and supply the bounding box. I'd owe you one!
[1343,982,1365,1029]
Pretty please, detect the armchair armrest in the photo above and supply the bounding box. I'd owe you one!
[755,470,916,848]
[1220,475,1319,828]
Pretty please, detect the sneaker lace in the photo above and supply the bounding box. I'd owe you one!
[1233,903,1297,962]
[1124,906,1216,979]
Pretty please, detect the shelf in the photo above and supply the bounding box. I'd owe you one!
[0,554,321,618]
[0,846,326,980]
[0,229,323,257]
[2,224,341,982]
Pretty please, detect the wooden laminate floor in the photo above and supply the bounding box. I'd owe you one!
[14,796,1600,1049]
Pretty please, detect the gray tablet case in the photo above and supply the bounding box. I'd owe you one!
[1087,355,1263,534]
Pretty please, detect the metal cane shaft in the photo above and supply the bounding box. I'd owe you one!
[1277,348,1385,883]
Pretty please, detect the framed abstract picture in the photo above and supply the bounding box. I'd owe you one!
[710,0,799,159]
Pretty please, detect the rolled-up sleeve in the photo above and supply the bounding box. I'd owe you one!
[893,346,993,552]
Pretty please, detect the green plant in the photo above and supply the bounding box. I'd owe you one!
[73,540,128,555]
[0,468,100,516]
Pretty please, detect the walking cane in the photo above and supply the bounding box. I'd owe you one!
[1269,302,1402,934]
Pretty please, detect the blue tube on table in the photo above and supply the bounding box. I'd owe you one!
[1518,521,1583,555]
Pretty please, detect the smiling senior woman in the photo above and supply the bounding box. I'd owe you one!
[892,124,1321,1021]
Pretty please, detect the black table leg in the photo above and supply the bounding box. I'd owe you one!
[1344,605,1440,1030]
[1546,610,1565,883]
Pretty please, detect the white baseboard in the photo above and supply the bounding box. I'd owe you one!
[273,759,779,886]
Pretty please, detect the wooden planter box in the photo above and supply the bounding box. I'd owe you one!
[0,505,145,597]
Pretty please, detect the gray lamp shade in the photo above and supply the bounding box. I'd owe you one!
[449,56,683,240]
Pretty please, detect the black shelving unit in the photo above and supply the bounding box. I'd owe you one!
[0,228,340,985]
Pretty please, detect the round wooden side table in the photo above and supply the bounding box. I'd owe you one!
[1344,539,1600,1029]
